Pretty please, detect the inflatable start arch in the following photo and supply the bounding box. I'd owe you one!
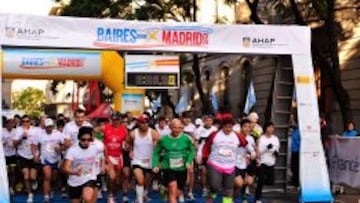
[1,48,144,111]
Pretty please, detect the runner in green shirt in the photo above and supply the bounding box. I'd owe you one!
[152,118,195,203]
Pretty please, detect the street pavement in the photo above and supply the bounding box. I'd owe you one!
[11,186,359,203]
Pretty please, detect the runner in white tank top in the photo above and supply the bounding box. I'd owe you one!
[128,114,160,203]
[132,128,154,169]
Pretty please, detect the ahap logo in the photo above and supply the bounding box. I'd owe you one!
[5,25,45,40]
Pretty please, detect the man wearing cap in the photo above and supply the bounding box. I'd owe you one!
[128,113,160,203]
[102,111,128,203]
[31,118,66,203]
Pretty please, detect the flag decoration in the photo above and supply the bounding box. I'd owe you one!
[244,80,256,114]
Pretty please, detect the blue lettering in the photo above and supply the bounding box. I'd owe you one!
[130,29,137,43]
[96,27,138,43]
[115,29,122,43]
[97,27,105,41]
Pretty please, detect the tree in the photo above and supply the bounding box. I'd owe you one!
[12,87,48,118]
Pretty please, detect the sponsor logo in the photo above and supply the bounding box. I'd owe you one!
[330,154,359,173]
[296,76,312,84]
[19,57,85,69]
[4,23,58,40]
[242,36,287,48]
[5,26,45,40]
[94,26,212,49]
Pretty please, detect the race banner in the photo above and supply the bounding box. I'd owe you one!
[0,13,310,55]
[2,48,101,79]
[292,54,333,202]
[328,136,360,188]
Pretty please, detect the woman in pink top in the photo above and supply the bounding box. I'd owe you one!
[202,115,247,203]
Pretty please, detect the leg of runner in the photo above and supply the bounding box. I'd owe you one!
[187,165,195,200]
[254,164,265,202]
[42,165,52,202]
[168,181,178,203]
[133,167,145,203]
[234,174,245,199]
[144,170,153,201]
[207,165,223,202]
[82,185,97,203]
[122,165,131,202]
[30,167,38,191]
[22,167,33,203]
[7,162,16,194]
[106,163,117,202]
[223,172,235,203]
[200,165,209,197]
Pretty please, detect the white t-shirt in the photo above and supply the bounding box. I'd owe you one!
[91,139,105,175]
[31,129,65,164]
[258,134,280,166]
[2,128,17,157]
[246,135,256,151]
[236,141,255,170]
[63,121,92,145]
[65,144,99,187]
[183,123,196,136]
[13,126,37,159]
[194,125,217,159]
[155,124,171,137]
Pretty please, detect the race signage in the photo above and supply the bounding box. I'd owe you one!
[125,55,179,89]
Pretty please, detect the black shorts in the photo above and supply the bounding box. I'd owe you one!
[123,151,131,168]
[132,165,152,175]
[162,169,187,191]
[235,168,246,179]
[68,180,97,199]
[96,175,102,188]
[5,156,17,167]
[246,160,257,176]
[18,156,36,169]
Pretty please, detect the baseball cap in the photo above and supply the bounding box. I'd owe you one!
[44,118,54,127]
[195,118,203,126]
[111,112,122,120]
[137,114,150,123]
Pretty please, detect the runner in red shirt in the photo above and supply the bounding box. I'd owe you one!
[103,112,127,203]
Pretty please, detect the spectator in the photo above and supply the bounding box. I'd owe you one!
[341,121,359,137]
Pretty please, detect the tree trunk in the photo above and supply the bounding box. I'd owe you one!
[325,0,353,129]
[192,55,211,114]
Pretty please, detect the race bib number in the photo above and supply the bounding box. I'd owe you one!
[236,155,245,165]
[109,156,120,165]
[219,148,233,157]
[46,143,56,153]
[170,158,184,169]
[80,163,93,177]
[135,158,151,168]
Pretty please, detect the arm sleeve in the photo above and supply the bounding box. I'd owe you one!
[201,131,217,159]
[65,148,74,161]
[186,136,195,165]
[152,138,162,168]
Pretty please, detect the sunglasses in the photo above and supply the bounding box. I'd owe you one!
[22,120,30,123]
[80,138,92,142]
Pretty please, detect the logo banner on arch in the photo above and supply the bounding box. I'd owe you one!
[0,13,310,55]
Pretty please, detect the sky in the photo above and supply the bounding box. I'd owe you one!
[0,0,55,92]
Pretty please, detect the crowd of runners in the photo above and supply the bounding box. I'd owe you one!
[2,109,280,203]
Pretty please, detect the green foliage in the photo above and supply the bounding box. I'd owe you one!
[12,87,48,118]
[56,0,193,21]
